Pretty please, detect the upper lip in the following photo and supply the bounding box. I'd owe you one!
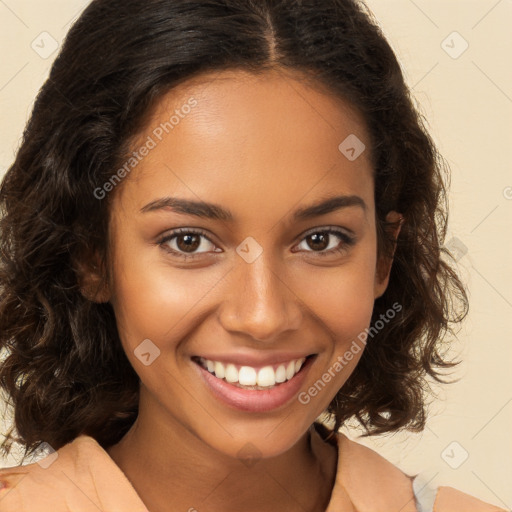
[192,351,315,368]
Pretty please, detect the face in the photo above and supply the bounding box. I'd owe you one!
[97,68,396,459]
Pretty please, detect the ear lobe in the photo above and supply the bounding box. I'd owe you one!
[374,211,403,299]
[76,253,111,303]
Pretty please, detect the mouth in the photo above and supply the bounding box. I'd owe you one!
[191,354,316,413]
[192,355,310,389]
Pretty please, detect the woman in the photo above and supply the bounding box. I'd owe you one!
[0,0,505,510]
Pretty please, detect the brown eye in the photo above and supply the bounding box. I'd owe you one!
[306,232,330,251]
[296,228,355,257]
[158,229,219,258]
[176,233,201,253]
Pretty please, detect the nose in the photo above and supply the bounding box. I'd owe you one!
[217,251,303,343]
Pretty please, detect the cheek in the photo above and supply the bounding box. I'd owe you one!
[296,248,378,345]
[110,246,226,349]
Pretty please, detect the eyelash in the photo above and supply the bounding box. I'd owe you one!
[157,227,355,260]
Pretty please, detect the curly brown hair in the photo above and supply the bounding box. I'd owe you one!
[0,0,468,463]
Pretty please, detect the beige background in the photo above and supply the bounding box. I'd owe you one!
[0,0,511,508]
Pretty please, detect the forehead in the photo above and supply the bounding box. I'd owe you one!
[115,68,374,224]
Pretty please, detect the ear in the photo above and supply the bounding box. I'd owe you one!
[374,210,403,299]
[75,251,111,303]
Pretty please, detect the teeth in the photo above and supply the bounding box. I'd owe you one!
[257,366,275,387]
[275,364,286,383]
[225,364,238,383]
[286,360,295,380]
[239,366,257,386]
[198,356,307,388]
[214,361,225,379]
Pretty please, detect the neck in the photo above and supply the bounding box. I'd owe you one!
[107,406,337,512]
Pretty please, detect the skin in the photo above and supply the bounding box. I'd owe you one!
[83,68,401,512]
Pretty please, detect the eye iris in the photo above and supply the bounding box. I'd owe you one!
[177,234,201,253]
[307,232,329,251]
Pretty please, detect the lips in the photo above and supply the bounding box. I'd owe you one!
[192,354,315,413]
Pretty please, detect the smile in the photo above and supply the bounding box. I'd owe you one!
[195,356,307,389]
[192,354,316,413]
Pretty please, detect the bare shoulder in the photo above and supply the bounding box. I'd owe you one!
[0,460,38,511]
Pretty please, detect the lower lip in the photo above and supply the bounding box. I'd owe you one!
[194,357,314,413]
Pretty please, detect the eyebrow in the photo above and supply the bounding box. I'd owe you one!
[140,194,366,221]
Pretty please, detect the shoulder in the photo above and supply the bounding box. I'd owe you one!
[412,473,507,512]
[331,432,507,512]
[0,435,148,512]
[433,486,508,512]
